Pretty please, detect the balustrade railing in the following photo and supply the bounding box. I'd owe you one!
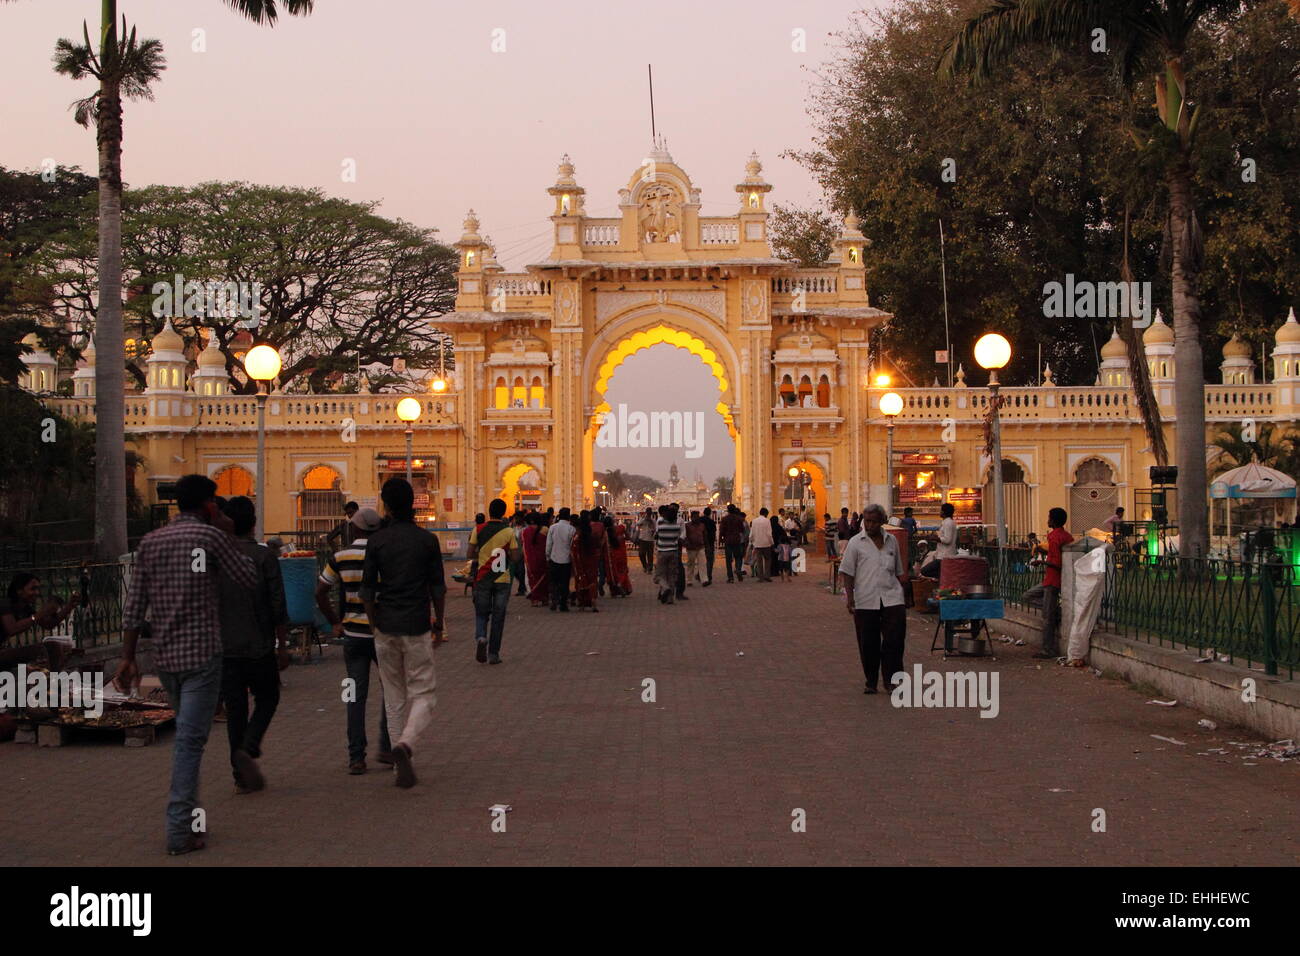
[490,276,552,296]
[582,222,620,246]
[771,274,838,294]
[699,221,739,245]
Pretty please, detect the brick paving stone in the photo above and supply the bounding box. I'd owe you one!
[1,555,1297,866]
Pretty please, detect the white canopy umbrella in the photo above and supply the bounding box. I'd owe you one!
[1209,461,1297,538]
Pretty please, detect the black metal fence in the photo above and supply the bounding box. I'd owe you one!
[982,545,1298,679]
[0,562,128,651]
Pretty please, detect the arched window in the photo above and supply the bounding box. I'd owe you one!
[817,374,831,408]
[797,375,813,407]
[1075,458,1115,485]
[494,375,508,409]
[778,374,795,407]
[512,375,526,408]
[214,465,255,498]
[1161,361,1169,377]
[529,375,544,408]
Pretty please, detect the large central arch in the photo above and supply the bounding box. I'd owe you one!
[582,309,744,509]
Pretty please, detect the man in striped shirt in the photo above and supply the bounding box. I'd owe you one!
[316,506,391,775]
[468,497,517,665]
[654,504,684,604]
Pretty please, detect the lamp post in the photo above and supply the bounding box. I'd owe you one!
[396,397,422,484]
[975,333,1012,547]
[244,344,282,542]
[879,392,903,515]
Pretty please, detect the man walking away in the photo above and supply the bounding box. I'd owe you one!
[750,507,775,582]
[469,498,517,664]
[720,505,746,583]
[685,511,706,586]
[316,506,391,775]
[360,478,447,789]
[701,506,716,586]
[654,504,684,604]
[840,504,907,694]
[116,474,259,855]
[836,507,852,557]
[1036,507,1074,659]
[217,496,288,794]
[546,507,577,611]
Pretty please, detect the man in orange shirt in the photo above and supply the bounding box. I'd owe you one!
[1036,507,1074,659]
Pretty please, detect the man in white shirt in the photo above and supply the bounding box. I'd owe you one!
[748,507,775,581]
[545,508,577,612]
[839,503,907,694]
[921,502,958,579]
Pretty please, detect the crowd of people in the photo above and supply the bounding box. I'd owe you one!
[106,470,1087,855]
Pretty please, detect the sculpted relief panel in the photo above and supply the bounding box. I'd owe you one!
[639,183,682,244]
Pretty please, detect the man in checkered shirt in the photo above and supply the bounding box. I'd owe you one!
[116,474,258,856]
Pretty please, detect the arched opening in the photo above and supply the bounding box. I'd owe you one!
[983,458,1032,543]
[797,375,813,408]
[782,459,828,524]
[298,464,345,535]
[499,462,542,512]
[214,464,255,499]
[1069,457,1118,535]
[587,324,739,512]
[779,374,796,407]
[816,374,831,408]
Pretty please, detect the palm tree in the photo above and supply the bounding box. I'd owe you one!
[603,468,628,502]
[44,0,314,559]
[1210,422,1297,474]
[712,475,735,503]
[942,0,1248,559]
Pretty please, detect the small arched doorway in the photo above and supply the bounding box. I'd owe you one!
[499,462,542,512]
[1069,457,1118,535]
[299,464,345,535]
[983,458,1032,543]
[214,464,255,499]
[782,459,828,522]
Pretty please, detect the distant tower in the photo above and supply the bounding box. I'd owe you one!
[669,463,679,489]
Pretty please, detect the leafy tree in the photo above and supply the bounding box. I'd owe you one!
[712,475,735,503]
[941,0,1287,560]
[602,469,629,502]
[769,204,838,266]
[0,385,98,533]
[40,182,458,393]
[1210,422,1299,474]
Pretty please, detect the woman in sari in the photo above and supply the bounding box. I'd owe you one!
[522,512,550,607]
[570,511,602,612]
[604,516,633,597]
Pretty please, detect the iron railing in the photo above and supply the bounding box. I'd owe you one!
[0,562,128,651]
[981,545,1297,679]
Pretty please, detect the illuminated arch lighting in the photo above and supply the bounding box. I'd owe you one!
[499,461,540,506]
[590,324,736,440]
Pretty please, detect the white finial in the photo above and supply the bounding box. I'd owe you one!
[1288,306,1297,324]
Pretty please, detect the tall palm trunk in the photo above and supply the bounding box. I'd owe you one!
[94,0,128,560]
[1167,158,1208,559]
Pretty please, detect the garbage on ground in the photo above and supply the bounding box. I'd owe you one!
[1194,656,1213,663]
[1151,734,1187,745]
[489,804,513,813]
[1146,699,1178,707]
[1198,718,1217,730]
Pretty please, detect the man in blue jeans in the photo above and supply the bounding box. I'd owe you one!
[116,474,258,855]
[316,506,391,774]
[469,497,517,664]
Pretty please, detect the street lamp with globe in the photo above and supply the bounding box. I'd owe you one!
[974,333,1012,547]
[396,397,422,484]
[243,344,281,541]
[880,391,903,515]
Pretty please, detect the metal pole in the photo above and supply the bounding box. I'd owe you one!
[990,374,1006,547]
[886,422,894,515]
[255,387,267,542]
[405,427,413,484]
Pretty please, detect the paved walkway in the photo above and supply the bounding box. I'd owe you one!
[2,556,1297,866]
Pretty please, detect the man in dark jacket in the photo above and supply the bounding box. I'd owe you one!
[218,496,289,794]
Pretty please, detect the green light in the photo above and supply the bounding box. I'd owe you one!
[1146,521,1158,563]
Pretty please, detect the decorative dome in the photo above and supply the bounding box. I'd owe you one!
[21,332,40,347]
[459,209,482,244]
[198,334,225,367]
[554,154,577,187]
[1222,333,1251,359]
[151,318,184,352]
[80,335,96,366]
[1275,307,1300,345]
[1100,327,1126,359]
[1143,309,1174,345]
[776,327,831,351]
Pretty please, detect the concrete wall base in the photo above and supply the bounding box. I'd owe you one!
[993,607,1299,742]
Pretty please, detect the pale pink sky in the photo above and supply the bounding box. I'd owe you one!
[3,0,882,481]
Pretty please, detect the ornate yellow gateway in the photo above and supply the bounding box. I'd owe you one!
[440,144,887,521]
[28,143,1300,543]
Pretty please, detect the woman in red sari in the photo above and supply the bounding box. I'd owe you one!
[522,512,549,607]
[570,511,603,612]
[605,515,633,597]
